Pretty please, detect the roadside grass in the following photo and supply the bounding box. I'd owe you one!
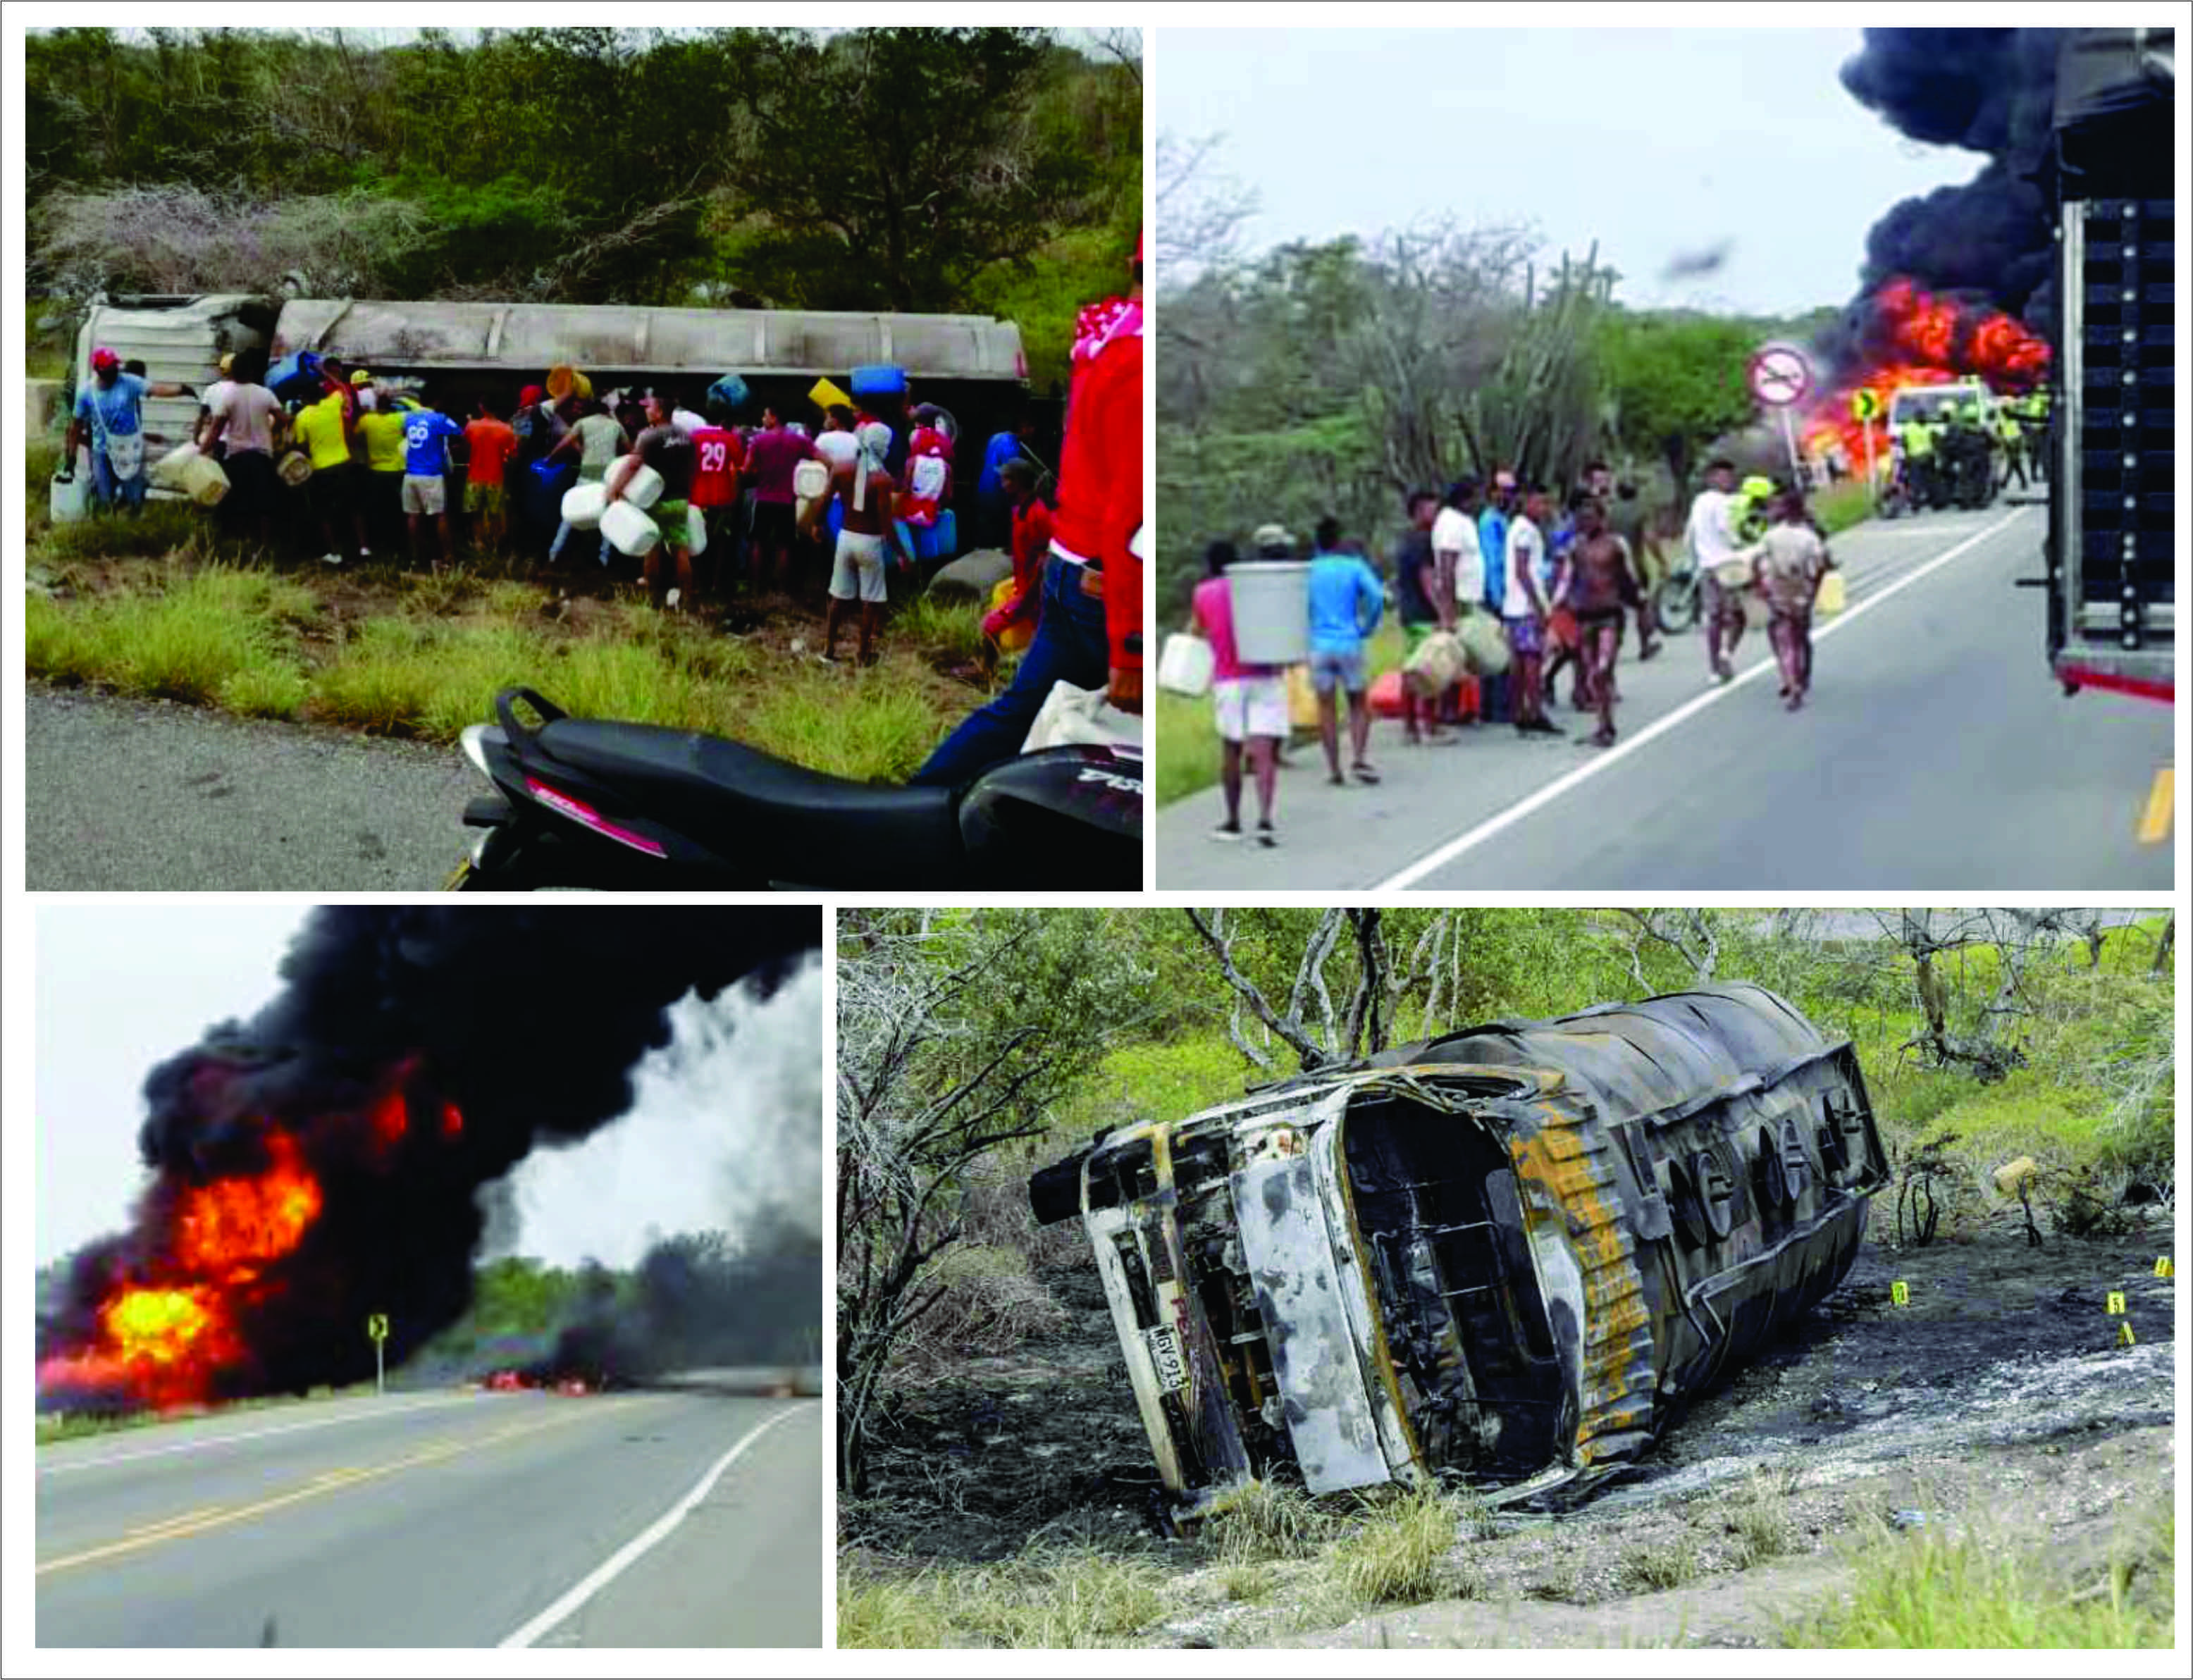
[1618,1531,1702,1593]
[896,593,994,672]
[1812,477,1877,537]
[26,566,315,710]
[838,1547,1166,1648]
[1329,1485,1460,1607]
[26,525,986,782]
[1781,1497,2173,1648]
[1204,1478,1344,1566]
[37,1382,376,1446]
[1717,1471,1800,1569]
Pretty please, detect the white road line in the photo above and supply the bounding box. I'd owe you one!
[1374,507,2034,891]
[498,1402,810,1649]
[36,1393,490,1476]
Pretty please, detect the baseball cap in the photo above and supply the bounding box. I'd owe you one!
[91,347,120,373]
[520,383,545,407]
[351,369,374,386]
[1252,522,1295,552]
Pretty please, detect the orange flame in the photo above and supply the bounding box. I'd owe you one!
[174,1132,323,1280]
[40,1134,323,1412]
[1800,278,2050,474]
[39,1285,243,1411]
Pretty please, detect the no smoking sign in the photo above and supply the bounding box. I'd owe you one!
[1748,342,1814,408]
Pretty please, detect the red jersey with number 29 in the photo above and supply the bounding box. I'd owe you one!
[688,426,742,508]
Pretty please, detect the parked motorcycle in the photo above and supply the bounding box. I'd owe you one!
[1655,564,1702,634]
[447,688,1142,890]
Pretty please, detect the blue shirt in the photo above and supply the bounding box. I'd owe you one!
[1306,550,1385,655]
[1547,513,1577,590]
[75,372,148,443]
[1478,507,1509,611]
[977,430,1023,497]
[401,409,463,476]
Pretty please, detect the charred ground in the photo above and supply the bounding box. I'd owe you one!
[841,1211,2176,1644]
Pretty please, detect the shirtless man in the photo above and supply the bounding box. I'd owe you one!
[801,421,910,665]
[1561,498,1643,748]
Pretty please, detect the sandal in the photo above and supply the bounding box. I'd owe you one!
[1352,762,1381,784]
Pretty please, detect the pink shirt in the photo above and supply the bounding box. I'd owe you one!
[1192,575,1275,682]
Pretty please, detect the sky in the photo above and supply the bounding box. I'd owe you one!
[32,904,821,1272]
[1158,25,1989,317]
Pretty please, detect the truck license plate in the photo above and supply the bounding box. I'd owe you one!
[1142,1325,1189,1393]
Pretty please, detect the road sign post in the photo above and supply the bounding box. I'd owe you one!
[367,1312,390,1395]
[1748,342,1815,486]
[1853,388,1882,507]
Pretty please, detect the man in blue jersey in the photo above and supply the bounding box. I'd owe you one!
[401,401,466,569]
[1306,515,1385,786]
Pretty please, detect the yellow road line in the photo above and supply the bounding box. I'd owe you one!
[125,1506,228,1539]
[37,1398,645,1578]
[2137,766,2173,844]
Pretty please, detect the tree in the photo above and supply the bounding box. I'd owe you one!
[731,28,1096,311]
[834,910,1154,1493]
[1595,310,1759,498]
[1154,130,1257,283]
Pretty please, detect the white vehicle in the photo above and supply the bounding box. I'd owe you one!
[1886,379,1996,433]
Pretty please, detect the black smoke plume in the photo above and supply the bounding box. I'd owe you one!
[529,1213,824,1385]
[38,906,819,1410]
[1820,27,2065,370]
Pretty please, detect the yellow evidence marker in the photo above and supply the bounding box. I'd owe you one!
[2156,1257,2175,1278]
[2106,1291,2127,1315]
[1891,1281,1910,1306]
[2118,1322,2137,1347]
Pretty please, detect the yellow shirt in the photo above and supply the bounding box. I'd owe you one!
[293,395,353,471]
[357,408,408,473]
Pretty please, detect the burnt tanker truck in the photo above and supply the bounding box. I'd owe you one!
[62,292,1032,476]
[1032,984,1891,1514]
[2041,25,2173,701]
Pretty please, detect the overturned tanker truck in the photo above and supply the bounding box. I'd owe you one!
[1030,984,1891,1515]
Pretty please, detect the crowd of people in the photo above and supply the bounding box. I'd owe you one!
[1185,458,1834,847]
[58,234,1144,791]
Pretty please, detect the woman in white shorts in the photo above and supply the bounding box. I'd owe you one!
[1192,541,1286,847]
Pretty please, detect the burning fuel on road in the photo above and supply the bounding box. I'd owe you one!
[36,906,820,1415]
[1803,28,2065,461]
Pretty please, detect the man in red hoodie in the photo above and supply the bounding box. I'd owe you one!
[908,234,1142,786]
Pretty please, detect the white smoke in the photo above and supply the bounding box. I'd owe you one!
[498,956,823,1268]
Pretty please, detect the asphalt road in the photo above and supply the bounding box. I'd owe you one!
[26,688,474,890]
[1157,502,2175,890]
[36,1388,823,1648]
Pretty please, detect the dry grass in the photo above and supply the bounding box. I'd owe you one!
[1328,1485,1459,1606]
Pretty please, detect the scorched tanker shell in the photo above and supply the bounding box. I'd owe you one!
[1029,984,1892,1513]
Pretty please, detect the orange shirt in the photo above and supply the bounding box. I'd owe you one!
[464,417,519,486]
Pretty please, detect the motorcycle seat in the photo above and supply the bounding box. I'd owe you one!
[535,717,967,887]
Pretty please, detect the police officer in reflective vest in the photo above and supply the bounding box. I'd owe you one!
[1898,416,1938,509]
